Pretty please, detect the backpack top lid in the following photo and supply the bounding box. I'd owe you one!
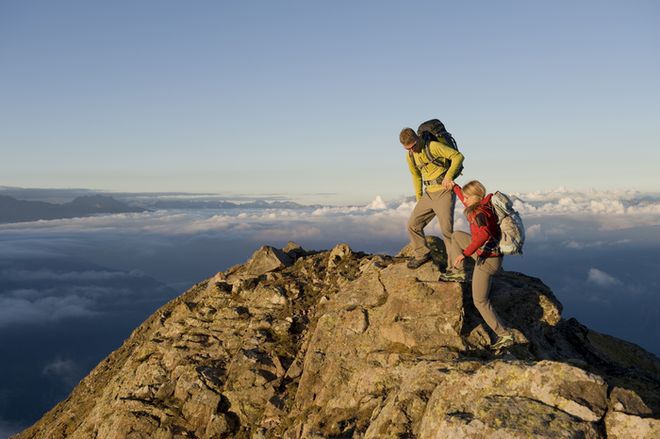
[417,119,446,141]
[411,118,464,177]
[417,118,459,150]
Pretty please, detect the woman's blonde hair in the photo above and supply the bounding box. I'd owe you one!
[462,180,487,216]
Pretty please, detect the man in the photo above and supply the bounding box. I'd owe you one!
[401,127,464,269]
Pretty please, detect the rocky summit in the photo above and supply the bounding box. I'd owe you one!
[15,238,660,438]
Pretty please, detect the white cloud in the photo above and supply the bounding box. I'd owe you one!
[0,268,145,282]
[42,357,80,387]
[569,240,611,250]
[511,189,660,220]
[0,295,97,327]
[0,190,659,274]
[625,202,660,215]
[1,190,659,240]
[0,237,79,259]
[0,278,170,327]
[42,357,77,377]
[454,216,469,233]
[0,191,657,287]
[563,238,636,250]
[366,195,387,210]
[587,268,622,287]
[526,224,542,239]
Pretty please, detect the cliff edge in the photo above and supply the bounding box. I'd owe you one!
[15,238,660,438]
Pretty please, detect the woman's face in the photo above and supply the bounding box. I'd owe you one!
[465,193,481,206]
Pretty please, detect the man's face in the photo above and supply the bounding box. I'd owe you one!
[403,141,416,151]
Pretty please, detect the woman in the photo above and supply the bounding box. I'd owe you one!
[440,180,514,351]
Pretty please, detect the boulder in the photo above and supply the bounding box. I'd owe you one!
[327,242,352,269]
[418,360,608,439]
[420,395,602,439]
[609,387,653,416]
[282,241,307,260]
[245,246,294,276]
[605,411,660,439]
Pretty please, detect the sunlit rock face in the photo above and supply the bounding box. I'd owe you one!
[15,238,660,438]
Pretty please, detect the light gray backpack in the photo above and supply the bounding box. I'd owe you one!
[490,191,525,255]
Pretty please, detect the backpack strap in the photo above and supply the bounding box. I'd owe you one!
[417,120,464,178]
[423,142,435,163]
[409,139,448,176]
[424,140,448,168]
[408,150,419,169]
[422,140,449,185]
[409,145,426,171]
[441,131,458,149]
[474,205,501,255]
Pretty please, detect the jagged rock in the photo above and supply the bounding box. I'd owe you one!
[418,360,608,439]
[245,245,294,276]
[605,411,660,438]
[282,241,306,260]
[420,395,602,439]
[13,239,660,439]
[609,386,653,416]
[328,242,352,266]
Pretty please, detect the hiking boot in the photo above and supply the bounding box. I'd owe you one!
[439,270,466,283]
[491,333,515,351]
[406,254,432,269]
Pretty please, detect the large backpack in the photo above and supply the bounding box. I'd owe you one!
[410,119,464,177]
[490,191,525,255]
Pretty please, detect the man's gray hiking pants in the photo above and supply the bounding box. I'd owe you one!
[407,188,456,269]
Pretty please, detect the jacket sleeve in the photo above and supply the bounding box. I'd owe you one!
[453,183,466,206]
[463,213,491,256]
[429,141,464,180]
[406,153,423,201]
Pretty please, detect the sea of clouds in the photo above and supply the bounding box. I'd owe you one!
[1,188,659,434]
[1,188,659,333]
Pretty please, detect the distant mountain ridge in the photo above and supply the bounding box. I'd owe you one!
[0,187,314,211]
[0,194,145,224]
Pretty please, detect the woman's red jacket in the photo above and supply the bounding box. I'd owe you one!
[453,184,501,257]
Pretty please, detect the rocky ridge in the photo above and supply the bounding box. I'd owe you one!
[15,238,660,438]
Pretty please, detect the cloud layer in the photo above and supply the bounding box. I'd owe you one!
[1,189,658,241]
[1,188,659,432]
[2,189,659,333]
[512,188,660,217]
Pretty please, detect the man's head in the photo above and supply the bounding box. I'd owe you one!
[400,128,419,151]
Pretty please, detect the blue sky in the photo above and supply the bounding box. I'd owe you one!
[1,0,659,203]
[1,3,660,434]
